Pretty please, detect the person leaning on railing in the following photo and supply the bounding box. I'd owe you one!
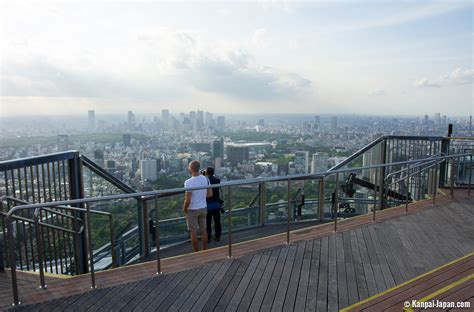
[205,167,223,242]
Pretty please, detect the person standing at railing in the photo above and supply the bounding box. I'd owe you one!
[183,160,212,252]
[205,167,222,242]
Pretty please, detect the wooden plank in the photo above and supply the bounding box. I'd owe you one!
[235,251,272,312]
[158,265,212,311]
[124,275,172,311]
[367,225,396,289]
[272,243,298,311]
[327,233,338,312]
[361,226,387,293]
[336,232,349,309]
[342,231,359,306]
[316,236,329,312]
[108,277,158,311]
[282,241,305,311]
[191,258,234,312]
[293,240,313,311]
[355,227,378,297]
[258,245,290,311]
[304,238,321,312]
[349,229,367,301]
[223,254,263,312]
[247,249,280,312]
[214,255,254,311]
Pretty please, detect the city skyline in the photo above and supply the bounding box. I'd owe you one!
[1,0,473,116]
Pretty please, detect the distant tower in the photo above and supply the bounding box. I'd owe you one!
[88,110,95,129]
[127,111,136,130]
[123,134,132,147]
[330,116,338,133]
[216,116,226,129]
[162,109,170,129]
[313,115,321,130]
[294,151,309,174]
[258,119,265,127]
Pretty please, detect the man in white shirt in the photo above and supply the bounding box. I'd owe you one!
[183,160,212,252]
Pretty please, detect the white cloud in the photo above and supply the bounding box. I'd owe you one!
[368,88,387,96]
[414,68,473,88]
[252,28,268,47]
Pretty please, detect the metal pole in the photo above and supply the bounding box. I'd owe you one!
[7,215,20,306]
[85,203,96,289]
[109,215,116,268]
[143,200,149,256]
[406,164,410,214]
[227,187,232,258]
[318,178,325,222]
[287,178,291,245]
[334,173,339,232]
[154,196,162,274]
[450,158,455,199]
[469,155,472,196]
[258,183,266,226]
[34,209,46,289]
[373,167,378,222]
[432,163,437,206]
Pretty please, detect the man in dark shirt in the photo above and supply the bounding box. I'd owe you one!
[205,167,222,242]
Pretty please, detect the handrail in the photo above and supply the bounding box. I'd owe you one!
[0,151,79,171]
[6,154,471,215]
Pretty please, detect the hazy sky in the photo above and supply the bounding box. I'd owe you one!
[1,0,473,117]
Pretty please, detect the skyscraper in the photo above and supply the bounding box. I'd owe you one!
[311,152,328,173]
[162,109,169,129]
[216,116,225,129]
[140,159,158,182]
[212,138,224,159]
[127,111,136,130]
[88,110,95,129]
[294,151,309,174]
[314,115,321,130]
[123,134,131,147]
[330,116,338,133]
[258,119,265,127]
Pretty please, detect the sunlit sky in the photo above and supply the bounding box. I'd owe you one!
[0,0,472,117]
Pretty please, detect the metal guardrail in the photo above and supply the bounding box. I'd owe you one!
[4,152,472,306]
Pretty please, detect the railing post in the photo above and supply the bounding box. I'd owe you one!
[137,198,146,257]
[450,158,455,199]
[469,155,472,196]
[7,215,20,306]
[432,163,437,206]
[258,182,266,226]
[373,167,378,222]
[439,138,450,187]
[318,178,325,221]
[85,203,96,289]
[155,195,162,274]
[121,241,126,265]
[227,187,232,258]
[334,173,339,232]
[109,215,116,268]
[287,178,291,245]
[378,139,387,210]
[34,209,46,289]
[143,199,149,257]
[406,164,410,214]
[0,202,4,273]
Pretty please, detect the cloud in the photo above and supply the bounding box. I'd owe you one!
[368,88,387,96]
[252,28,268,47]
[413,78,440,88]
[414,68,473,88]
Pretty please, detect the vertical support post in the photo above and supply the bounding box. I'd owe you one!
[227,187,232,258]
[318,178,325,221]
[85,203,96,289]
[406,164,410,214]
[373,167,378,222]
[378,140,387,210]
[439,138,449,187]
[334,173,339,232]
[109,215,116,268]
[258,183,266,226]
[0,202,4,273]
[287,178,291,245]
[34,210,46,289]
[155,195,162,274]
[7,215,20,306]
[143,199,149,257]
[450,158,455,199]
[137,198,145,257]
[432,163,437,206]
[68,153,87,274]
[469,155,472,197]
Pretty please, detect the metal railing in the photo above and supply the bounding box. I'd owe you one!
[3,152,472,306]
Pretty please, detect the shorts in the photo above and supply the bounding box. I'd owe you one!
[186,208,207,234]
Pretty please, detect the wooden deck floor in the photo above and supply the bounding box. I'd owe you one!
[2,190,473,311]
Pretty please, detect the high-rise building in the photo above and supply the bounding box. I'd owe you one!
[88,110,95,129]
[435,113,441,125]
[330,116,338,133]
[196,110,204,131]
[212,138,224,159]
[294,151,309,174]
[57,135,69,151]
[311,152,328,173]
[314,115,320,130]
[94,150,104,167]
[226,145,249,165]
[216,116,225,129]
[127,111,136,130]
[205,112,213,125]
[162,109,169,129]
[258,119,265,127]
[140,159,158,182]
[123,134,131,147]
